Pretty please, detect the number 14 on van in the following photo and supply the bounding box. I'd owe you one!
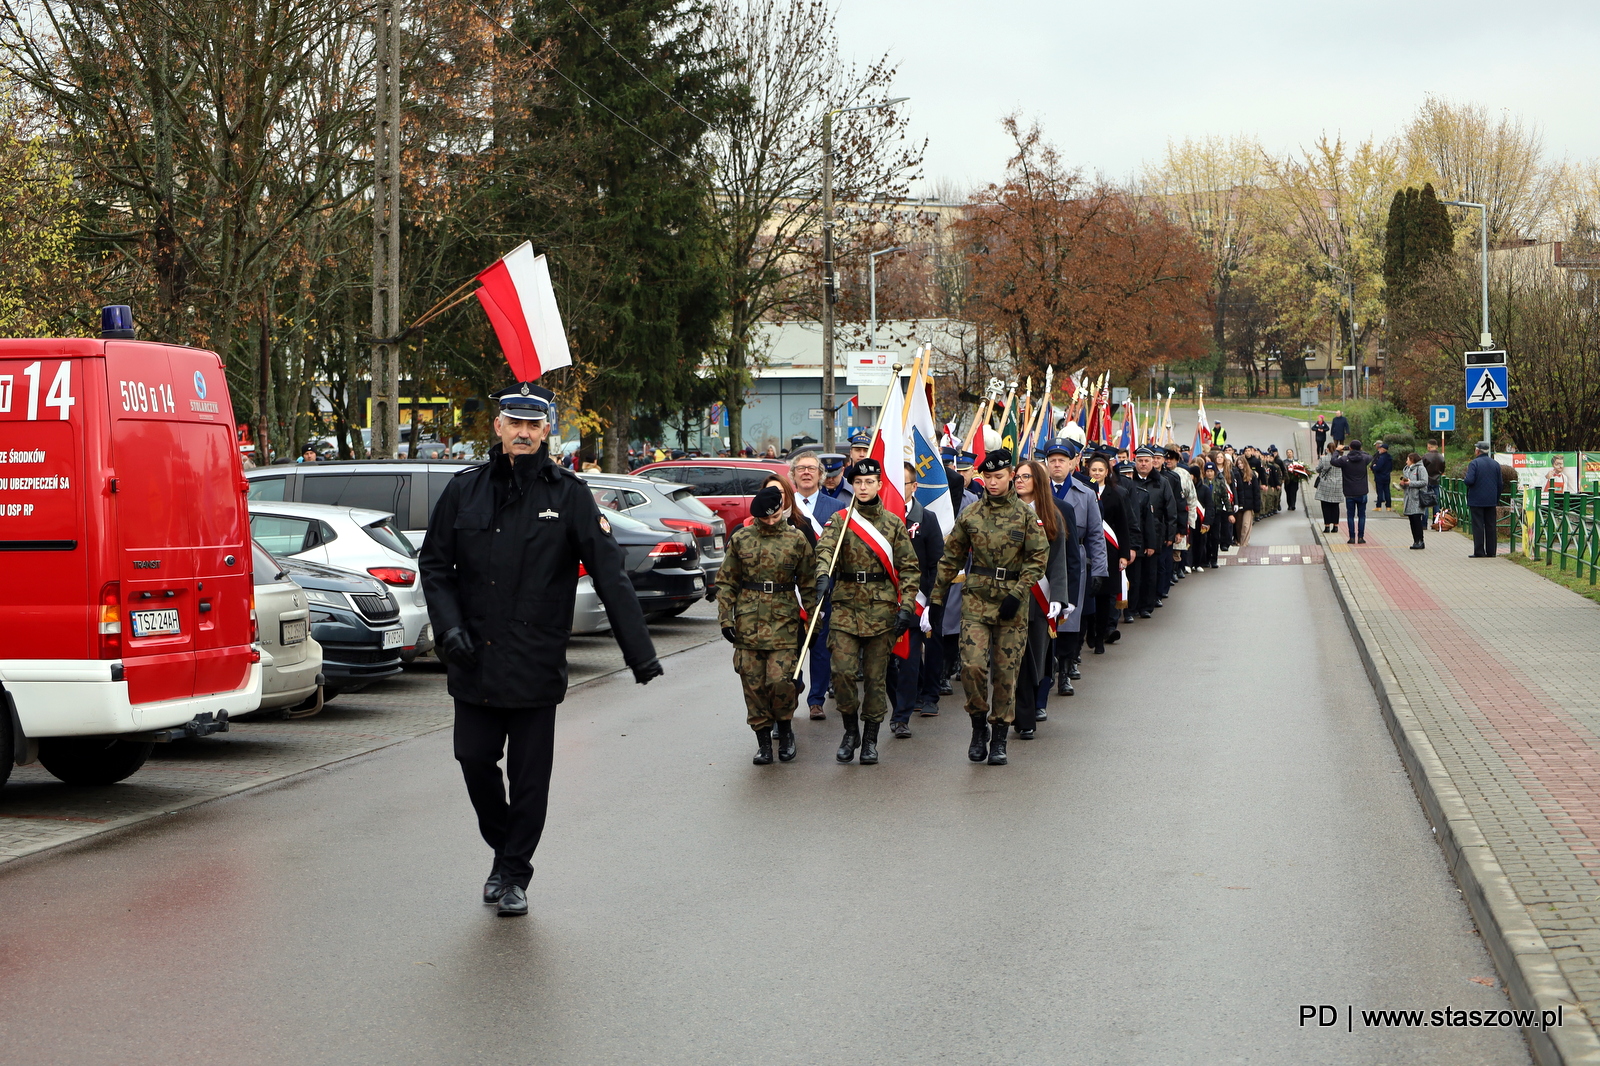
[0,361,76,420]
[119,378,173,415]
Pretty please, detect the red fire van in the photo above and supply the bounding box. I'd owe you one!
[0,309,261,787]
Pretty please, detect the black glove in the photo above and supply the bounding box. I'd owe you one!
[439,627,477,669]
[815,574,834,599]
[894,608,915,637]
[1090,575,1107,597]
[998,595,1021,621]
[632,658,663,685]
[721,626,737,644]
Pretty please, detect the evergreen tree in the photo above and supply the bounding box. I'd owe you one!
[1384,184,1455,300]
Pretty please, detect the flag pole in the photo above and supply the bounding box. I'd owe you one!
[901,348,924,431]
[793,364,903,680]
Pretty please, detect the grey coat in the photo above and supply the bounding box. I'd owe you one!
[1401,461,1430,516]
[1314,455,1345,504]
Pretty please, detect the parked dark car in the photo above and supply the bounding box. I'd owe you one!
[604,509,706,619]
[278,558,405,697]
[581,471,726,594]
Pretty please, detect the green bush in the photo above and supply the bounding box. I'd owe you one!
[1337,399,1417,448]
[1369,419,1416,451]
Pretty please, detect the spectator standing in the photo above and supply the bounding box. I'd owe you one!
[1331,439,1372,544]
[1311,415,1330,455]
[1283,449,1307,513]
[1421,440,1447,521]
[1401,451,1429,550]
[1371,442,1394,510]
[1463,441,1503,558]
[1330,410,1349,446]
[1314,443,1345,533]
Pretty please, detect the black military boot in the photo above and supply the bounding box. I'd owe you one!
[753,729,774,765]
[836,713,860,763]
[1056,662,1072,695]
[774,719,796,762]
[968,715,990,762]
[987,720,1009,765]
[1067,659,1081,680]
[859,719,881,764]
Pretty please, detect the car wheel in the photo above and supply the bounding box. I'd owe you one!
[0,702,13,789]
[37,737,154,786]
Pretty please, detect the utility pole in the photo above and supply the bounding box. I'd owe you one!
[1442,199,1495,449]
[370,3,402,459]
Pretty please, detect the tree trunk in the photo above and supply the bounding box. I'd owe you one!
[255,296,272,463]
[604,398,629,473]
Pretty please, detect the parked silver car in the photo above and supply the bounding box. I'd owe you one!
[581,472,726,594]
[250,541,324,718]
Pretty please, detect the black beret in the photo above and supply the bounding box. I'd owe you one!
[977,448,1013,474]
[750,485,784,519]
[847,457,882,480]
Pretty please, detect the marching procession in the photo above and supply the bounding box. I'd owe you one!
[716,364,1307,769]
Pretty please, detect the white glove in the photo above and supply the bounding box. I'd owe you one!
[1047,601,1062,621]
[918,610,933,634]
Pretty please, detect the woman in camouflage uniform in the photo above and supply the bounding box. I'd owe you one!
[719,486,818,765]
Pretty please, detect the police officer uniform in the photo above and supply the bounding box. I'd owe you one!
[719,486,817,765]
[813,458,919,765]
[819,453,853,500]
[419,383,662,916]
[931,448,1049,766]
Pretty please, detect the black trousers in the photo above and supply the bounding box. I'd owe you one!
[1409,513,1427,543]
[1320,501,1341,527]
[1131,553,1159,612]
[454,700,558,889]
[1286,480,1299,511]
[1471,505,1499,556]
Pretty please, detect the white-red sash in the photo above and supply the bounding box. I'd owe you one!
[1029,575,1057,637]
[844,510,899,588]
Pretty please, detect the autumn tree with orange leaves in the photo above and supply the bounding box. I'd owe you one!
[958,118,1208,387]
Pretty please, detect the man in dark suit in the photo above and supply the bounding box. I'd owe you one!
[790,450,847,716]
[1463,441,1504,557]
[1330,410,1349,446]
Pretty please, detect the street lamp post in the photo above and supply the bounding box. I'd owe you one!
[820,96,907,452]
[1441,199,1494,448]
[868,246,905,353]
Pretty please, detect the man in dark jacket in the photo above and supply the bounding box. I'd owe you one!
[1330,439,1372,544]
[1463,441,1504,557]
[1421,441,1447,521]
[1086,451,1131,650]
[1125,448,1164,619]
[1330,411,1349,445]
[420,383,662,916]
[1371,443,1395,510]
[1312,415,1330,455]
[889,462,945,738]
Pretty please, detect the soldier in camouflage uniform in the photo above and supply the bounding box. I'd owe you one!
[719,486,818,765]
[931,448,1049,766]
[814,457,919,766]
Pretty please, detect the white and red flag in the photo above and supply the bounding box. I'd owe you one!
[868,371,907,519]
[476,242,573,380]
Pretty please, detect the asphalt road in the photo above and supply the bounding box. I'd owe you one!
[0,411,1530,1064]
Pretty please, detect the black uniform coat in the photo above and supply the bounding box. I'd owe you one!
[420,443,657,708]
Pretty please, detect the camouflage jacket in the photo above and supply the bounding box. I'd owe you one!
[931,489,1049,625]
[717,521,817,650]
[815,498,919,637]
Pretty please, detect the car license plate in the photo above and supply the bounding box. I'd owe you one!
[130,609,181,637]
[692,577,704,590]
[280,619,306,646]
[713,535,724,550]
[382,628,404,649]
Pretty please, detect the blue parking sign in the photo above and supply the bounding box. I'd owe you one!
[1429,405,1456,431]
[1465,366,1509,409]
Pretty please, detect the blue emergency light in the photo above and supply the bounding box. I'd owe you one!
[100,305,136,340]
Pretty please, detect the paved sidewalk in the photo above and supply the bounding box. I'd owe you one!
[1318,505,1600,1065]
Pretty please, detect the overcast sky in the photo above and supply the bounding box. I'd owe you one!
[833,0,1600,196]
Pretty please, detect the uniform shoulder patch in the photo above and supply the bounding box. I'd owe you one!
[599,514,612,534]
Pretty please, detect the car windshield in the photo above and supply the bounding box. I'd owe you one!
[664,486,717,520]
[363,517,417,557]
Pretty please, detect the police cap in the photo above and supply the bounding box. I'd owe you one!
[750,485,784,519]
[1045,438,1080,459]
[977,448,1013,474]
[1135,444,1162,458]
[954,452,975,470]
[819,452,848,474]
[493,381,555,422]
[848,432,871,447]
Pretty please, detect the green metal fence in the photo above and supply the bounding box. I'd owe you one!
[1529,488,1600,583]
[1436,477,1525,554]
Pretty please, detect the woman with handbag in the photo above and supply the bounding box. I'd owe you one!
[1314,443,1343,533]
[1402,452,1431,549]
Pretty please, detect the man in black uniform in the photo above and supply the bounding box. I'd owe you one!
[1123,449,1162,621]
[420,382,662,917]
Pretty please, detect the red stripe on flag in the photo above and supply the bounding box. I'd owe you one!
[475,263,541,379]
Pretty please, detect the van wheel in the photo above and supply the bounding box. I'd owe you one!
[0,707,12,789]
[37,738,154,786]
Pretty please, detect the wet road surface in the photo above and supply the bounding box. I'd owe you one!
[0,412,1530,1064]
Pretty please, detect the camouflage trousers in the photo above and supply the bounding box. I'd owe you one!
[733,647,800,731]
[827,628,893,724]
[959,616,1029,724]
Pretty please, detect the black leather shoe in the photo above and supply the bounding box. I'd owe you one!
[836,714,860,763]
[890,720,912,739]
[987,721,1009,765]
[1035,708,1048,721]
[1015,726,1036,740]
[775,719,796,762]
[1060,678,1074,696]
[939,676,953,696]
[859,720,881,764]
[1138,610,1153,619]
[1067,662,1081,680]
[968,716,989,762]
[483,869,508,905]
[753,730,774,765]
[497,884,528,917]
[1106,629,1121,644]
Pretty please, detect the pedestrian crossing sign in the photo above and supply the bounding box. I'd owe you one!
[1465,366,1509,409]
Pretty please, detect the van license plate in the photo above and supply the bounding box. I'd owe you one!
[131,609,181,637]
[692,577,704,590]
[382,628,404,649]
[280,619,306,646]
